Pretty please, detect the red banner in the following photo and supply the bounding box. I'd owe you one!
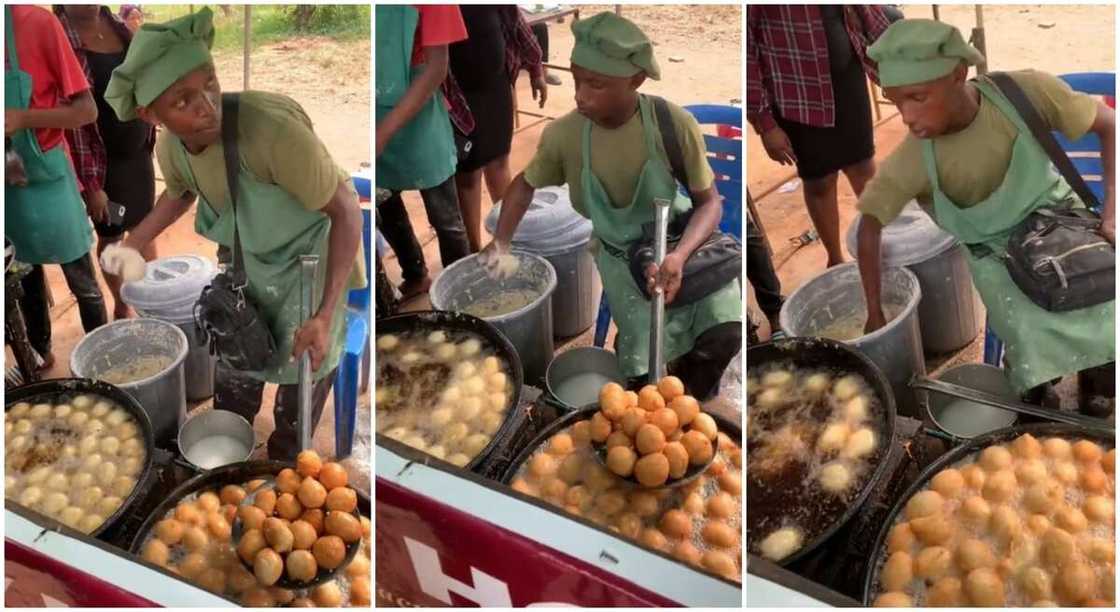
[5,539,157,608]
[375,477,679,607]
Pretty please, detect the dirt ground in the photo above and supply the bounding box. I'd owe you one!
[19,36,371,474]
[747,4,1114,376]
[382,4,743,357]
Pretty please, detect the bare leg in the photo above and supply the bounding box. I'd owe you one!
[842,157,877,196]
[802,172,844,267]
[482,154,514,203]
[97,235,130,320]
[454,169,484,253]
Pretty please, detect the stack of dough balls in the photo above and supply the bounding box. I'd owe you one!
[6,395,146,534]
[139,450,372,607]
[873,434,1115,607]
[376,330,511,468]
[509,397,743,582]
[592,377,717,488]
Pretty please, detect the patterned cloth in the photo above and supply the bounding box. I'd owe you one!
[747,4,891,133]
[53,5,155,194]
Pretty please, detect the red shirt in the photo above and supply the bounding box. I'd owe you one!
[747,5,891,133]
[411,5,467,66]
[7,5,91,154]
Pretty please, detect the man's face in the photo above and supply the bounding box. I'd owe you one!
[64,5,101,21]
[882,65,968,139]
[571,64,644,125]
[138,63,222,148]
[125,10,144,31]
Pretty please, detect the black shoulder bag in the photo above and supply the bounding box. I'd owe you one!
[988,72,1114,312]
[626,95,742,307]
[194,94,279,371]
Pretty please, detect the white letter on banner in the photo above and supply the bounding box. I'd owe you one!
[406,537,513,606]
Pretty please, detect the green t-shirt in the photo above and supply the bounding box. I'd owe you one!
[523,97,716,216]
[156,90,366,290]
[858,70,1099,225]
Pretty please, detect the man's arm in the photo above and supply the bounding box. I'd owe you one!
[1089,99,1115,243]
[646,187,722,304]
[857,214,886,332]
[121,189,197,252]
[5,91,96,135]
[745,8,777,135]
[375,45,450,156]
[478,173,536,272]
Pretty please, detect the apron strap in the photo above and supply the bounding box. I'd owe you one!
[220,93,249,288]
[5,7,22,78]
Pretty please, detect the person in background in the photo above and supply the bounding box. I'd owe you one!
[481,13,741,400]
[747,5,892,268]
[450,6,547,252]
[746,190,783,343]
[55,5,157,320]
[376,4,472,301]
[855,20,1115,414]
[528,13,562,86]
[118,4,143,34]
[102,8,365,459]
[5,4,108,371]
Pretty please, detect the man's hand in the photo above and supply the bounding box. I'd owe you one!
[479,238,512,277]
[645,251,686,305]
[292,315,331,372]
[760,125,797,166]
[1101,192,1115,245]
[864,307,887,334]
[84,189,110,224]
[375,129,390,158]
[5,109,26,136]
[531,75,548,109]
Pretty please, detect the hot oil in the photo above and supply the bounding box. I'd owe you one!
[746,363,884,559]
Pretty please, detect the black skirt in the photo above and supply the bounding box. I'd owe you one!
[457,75,514,173]
[775,26,874,181]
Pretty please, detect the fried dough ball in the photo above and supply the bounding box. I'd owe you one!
[197,568,226,594]
[298,477,328,509]
[286,549,318,582]
[275,468,302,494]
[1055,506,1088,533]
[982,470,1018,503]
[906,490,945,520]
[326,510,363,543]
[589,412,612,443]
[179,552,207,579]
[639,527,668,551]
[583,462,615,493]
[600,391,629,422]
[650,408,680,437]
[759,527,803,561]
[1103,449,1116,474]
[692,413,718,441]
[1025,482,1065,514]
[659,509,693,539]
[669,395,700,427]
[911,514,953,545]
[958,538,996,571]
[673,540,703,566]
[253,548,283,586]
[605,431,632,450]
[275,492,303,521]
[873,592,912,607]
[228,564,257,593]
[556,453,584,485]
[841,427,876,459]
[964,568,1005,606]
[1053,462,1079,485]
[663,441,689,479]
[817,423,850,454]
[961,464,987,490]
[635,453,670,487]
[239,505,267,531]
[313,535,347,569]
[207,512,232,541]
[706,492,736,519]
[325,487,357,514]
[637,385,666,413]
[312,581,343,607]
[635,424,667,456]
[351,575,372,605]
[253,488,278,515]
[182,525,209,552]
[142,538,169,566]
[881,551,913,591]
[319,462,348,490]
[215,484,244,506]
[1043,438,1073,460]
[237,528,267,562]
[606,446,637,478]
[681,430,714,465]
[990,505,1023,543]
[930,468,965,499]
[701,520,738,549]
[1072,440,1103,464]
[628,491,660,517]
[594,490,627,517]
[1028,514,1053,535]
[657,376,685,401]
[980,445,1014,471]
[265,520,295,553]
[195,491,220,513]
[701,550,738,580]
[1021,566,1054,602]
[1041,528,1076,568]
[1017,460,1049,486]
[290,519,318,550]
[1058,562,1096,602]
[926,577,965,606]
[915,545,953,580]
[886,522,915,553]
[1012,433,1044,459]
[1080,467,1108,494]
[529,453,557,479]
[155,518,184,545]
[241,587,275,607]
[1083,495,1114,523]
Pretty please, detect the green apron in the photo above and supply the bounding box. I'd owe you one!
[922,78,1114,393]
[169,139,347,385]
[4,7,93,265]
[374,5,457,191]
[584,95,742,379]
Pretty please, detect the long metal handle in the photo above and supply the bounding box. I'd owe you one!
[649,198,671,382]
[298,255,319,452]
[911,376,1114,435]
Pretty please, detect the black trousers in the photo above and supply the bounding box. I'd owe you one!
[746,214,783,319]
[214,364,338,461]
[627,321,742,402]
[19,253,107,356]
[531,23,549,61]
[378,176,471,282]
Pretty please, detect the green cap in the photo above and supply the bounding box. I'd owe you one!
[868,19,985,87]
[570,12,660,80]
[105,7,215,120]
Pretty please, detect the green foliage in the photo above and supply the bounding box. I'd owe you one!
[121,5,370,51]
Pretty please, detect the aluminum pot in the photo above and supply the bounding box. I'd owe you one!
[544,346,622,409]
[780,263,925,416]
[70,318,188,448]
[430,251,557,385]
[177,409,256,470]
[924,363,1018,439]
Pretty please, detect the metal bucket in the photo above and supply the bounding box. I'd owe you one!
[70,318,188,448]
[431,251,557,385]
[780,263,925,416]
[178,409,256,470]
[545,246,599,338]
[545,346,622,409]
[925,363,1018,439]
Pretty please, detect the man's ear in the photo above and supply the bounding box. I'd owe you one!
[630,72,648,90]
[952,61,969,84]
[136,105,158,126]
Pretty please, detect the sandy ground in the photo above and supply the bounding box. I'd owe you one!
[382,3,743,359]
[14,36,371,479]
[747,4,1114,377]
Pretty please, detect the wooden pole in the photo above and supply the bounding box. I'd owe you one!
[243,6,251,90]
[972,5,988,74]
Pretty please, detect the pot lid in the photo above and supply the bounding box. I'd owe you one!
[121,255,218,313]
[485,186,592,256]
[846,201,958,267]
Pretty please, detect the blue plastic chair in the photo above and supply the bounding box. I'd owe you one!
[593,104,743,348]
[982,72,1115,366]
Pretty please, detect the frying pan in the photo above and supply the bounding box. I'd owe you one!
[861,422,1115,605]
[746,337,898,566]
[6,378,156,540]
[374,310,525,473]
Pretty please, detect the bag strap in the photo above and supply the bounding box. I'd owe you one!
[220,93,248,287]
[651,95,690,191]
[987,72,1101,210]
